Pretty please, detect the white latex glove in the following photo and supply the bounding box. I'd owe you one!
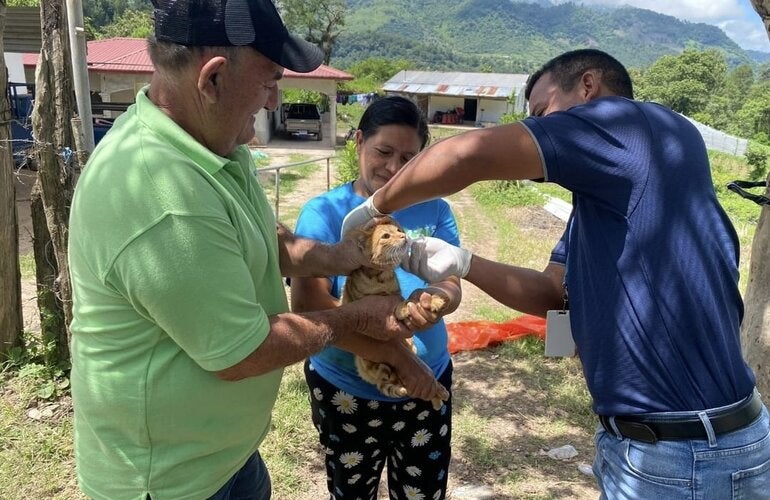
[401,236,472,283]
[340,194,386,238]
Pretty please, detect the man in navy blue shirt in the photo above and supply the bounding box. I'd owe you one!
[341,49,770,499]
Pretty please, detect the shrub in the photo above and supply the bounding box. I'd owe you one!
[335,140,359,185]
[498,112,527,124]
[745,143,770,181]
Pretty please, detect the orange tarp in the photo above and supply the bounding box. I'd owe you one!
[446,314,546,354]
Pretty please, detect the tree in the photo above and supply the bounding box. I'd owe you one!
[0,0,24,356]
[734,81,770,143]
[279,0,345,65]
[99,8,152,38]
[635,49,727,116]
[742,0,770,398]
[31,0,78,362]
[82,0,151,29]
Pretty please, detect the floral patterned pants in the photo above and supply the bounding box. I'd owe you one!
[304,360,453,500]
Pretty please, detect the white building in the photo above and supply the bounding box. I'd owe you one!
[22,37,353,147]
[382,70,529,126]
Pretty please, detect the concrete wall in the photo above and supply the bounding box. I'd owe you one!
[6,53,27,88]
[426,95,510,125]
[477,98,511,125]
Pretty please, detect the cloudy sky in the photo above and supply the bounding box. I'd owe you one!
[552,0,770,52]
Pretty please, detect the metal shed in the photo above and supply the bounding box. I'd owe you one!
[383,70,529,125]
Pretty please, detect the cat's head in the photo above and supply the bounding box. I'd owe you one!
[350,216,408,269]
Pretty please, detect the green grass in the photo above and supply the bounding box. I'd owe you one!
[257,154,318,196]
[19,253,35,280]
[452,404,498,467]
[259,364,318,498]
[0,376,81,500]
[256,154,322,225]
[2,139,759,498]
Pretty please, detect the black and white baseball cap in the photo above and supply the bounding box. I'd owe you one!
[152,0,323,73]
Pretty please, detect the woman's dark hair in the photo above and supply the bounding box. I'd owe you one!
[525,49,633,100]
[357,95,430,150]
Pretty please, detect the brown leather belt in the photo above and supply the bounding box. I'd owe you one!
[599,390,763,444]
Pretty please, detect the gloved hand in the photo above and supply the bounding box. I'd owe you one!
[340,194,386,238]
[401,236,472,283]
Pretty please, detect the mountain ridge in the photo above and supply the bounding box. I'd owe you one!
[332,0,769,72]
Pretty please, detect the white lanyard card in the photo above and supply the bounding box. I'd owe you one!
[545,310,576,357]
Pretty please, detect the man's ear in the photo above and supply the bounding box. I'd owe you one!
[197,56,229,104]
[580,70,602,101]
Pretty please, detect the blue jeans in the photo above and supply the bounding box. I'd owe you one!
[208,451,271,500]
[593,403,770,499]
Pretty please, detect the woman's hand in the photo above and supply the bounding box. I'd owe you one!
[397,279,462,330]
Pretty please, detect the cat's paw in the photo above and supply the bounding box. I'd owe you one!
[430,382,450,410]
[428,293,448,313]
[394,301,411,321]
[394,291,449,321]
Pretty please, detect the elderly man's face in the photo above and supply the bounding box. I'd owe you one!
[221,48,283,148]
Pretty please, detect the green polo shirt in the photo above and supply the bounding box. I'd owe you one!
[68,88,286,500]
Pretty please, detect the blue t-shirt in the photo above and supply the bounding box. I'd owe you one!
[294,182,460,400]
[525,97,754,415]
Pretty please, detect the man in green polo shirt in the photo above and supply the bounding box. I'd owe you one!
[67,1,438,498]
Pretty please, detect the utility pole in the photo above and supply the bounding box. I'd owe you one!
[65,0,94,152]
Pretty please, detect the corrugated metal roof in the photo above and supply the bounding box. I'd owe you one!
[383,70,529,99]
[22,37,353,80]
[4,7,42,53]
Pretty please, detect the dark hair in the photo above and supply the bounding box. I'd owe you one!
[525,49,633,100]
[357,96,430,150]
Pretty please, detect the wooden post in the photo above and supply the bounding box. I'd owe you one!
[31,182,68,363]
[743,0,770,397]
[31,0,77,355]
[0,2,24,355]
[740,175,770,396]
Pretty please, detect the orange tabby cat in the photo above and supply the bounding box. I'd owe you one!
[342,217,450,410]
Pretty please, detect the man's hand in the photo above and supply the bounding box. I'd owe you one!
[382,340,440,402]
[340,194,386,237]
[401,236,472,283]
[346,294,414,341]
[333,218,393,275]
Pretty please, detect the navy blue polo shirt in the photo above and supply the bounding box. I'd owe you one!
[524,97,754,415]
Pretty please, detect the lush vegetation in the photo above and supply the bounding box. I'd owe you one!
[631,49,770,147]
[334,0,766,71]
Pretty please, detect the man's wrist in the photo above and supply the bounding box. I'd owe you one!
[460,250,473,278]
[371,189,390,215]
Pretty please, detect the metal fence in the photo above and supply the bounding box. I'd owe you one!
[681,114,748,157]
[255,155,335,219]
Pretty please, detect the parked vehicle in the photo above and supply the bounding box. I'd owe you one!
[283,103,322,141]
[7,82,121,168]
[8,82,35,167]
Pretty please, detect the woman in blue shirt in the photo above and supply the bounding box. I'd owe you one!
[291,96,462,500]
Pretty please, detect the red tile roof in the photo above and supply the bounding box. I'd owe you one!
[22,37,353,80]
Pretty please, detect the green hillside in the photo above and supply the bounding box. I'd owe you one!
[333,0,763,71]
